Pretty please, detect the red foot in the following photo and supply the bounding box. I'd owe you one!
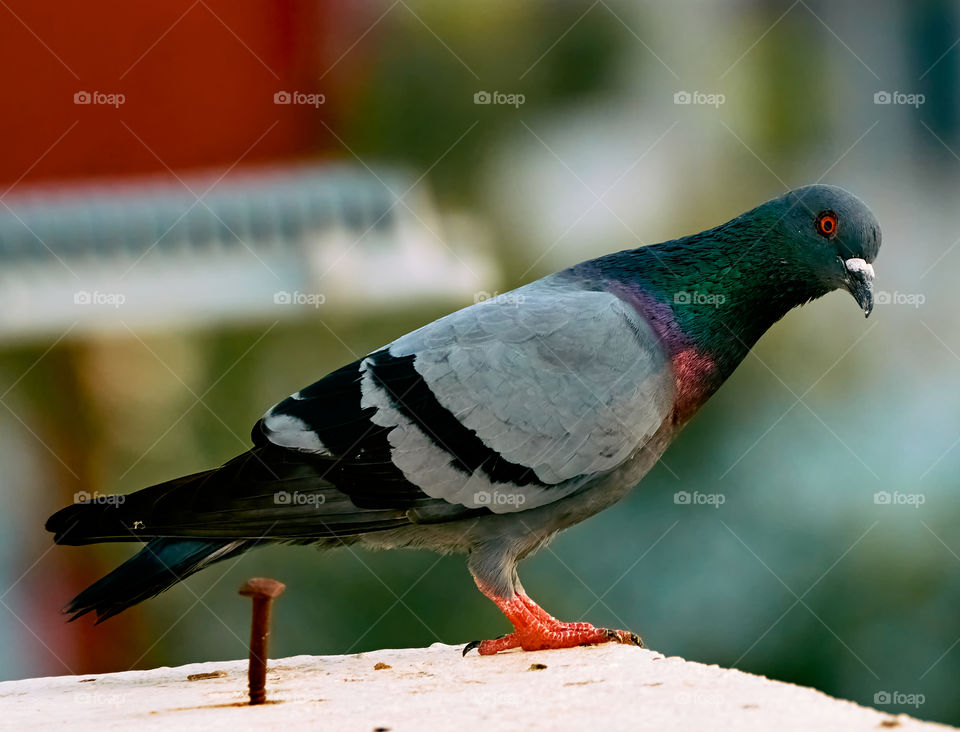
[465,579,642,656]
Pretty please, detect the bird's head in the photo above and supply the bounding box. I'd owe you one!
[756,184,881,317]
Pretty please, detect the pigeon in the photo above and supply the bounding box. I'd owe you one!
[46,184,880,655]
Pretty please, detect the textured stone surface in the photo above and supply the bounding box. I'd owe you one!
[0,643,951,731]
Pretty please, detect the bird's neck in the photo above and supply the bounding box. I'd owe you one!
[567,224,829,423]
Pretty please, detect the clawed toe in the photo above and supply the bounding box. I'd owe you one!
[463,633,522,656]
[598,628,643,647]
[611,629,643,647]
[463,625,643,656]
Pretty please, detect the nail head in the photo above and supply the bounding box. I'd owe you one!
[239,577,286,599]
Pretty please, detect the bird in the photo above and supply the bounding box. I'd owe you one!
[46,183,880,656]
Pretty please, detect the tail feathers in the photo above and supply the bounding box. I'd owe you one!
[45,469,218,545]
[45,501,130,545]
[44,446,418,543]
[67,538,254,623]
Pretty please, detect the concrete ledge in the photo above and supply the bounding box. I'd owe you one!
[0,644,951,731]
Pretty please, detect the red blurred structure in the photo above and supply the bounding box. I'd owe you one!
[0,0,343,188]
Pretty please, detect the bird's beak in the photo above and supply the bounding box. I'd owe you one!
[844,258,875,317]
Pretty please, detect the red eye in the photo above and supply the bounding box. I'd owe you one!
[816,211,838,238]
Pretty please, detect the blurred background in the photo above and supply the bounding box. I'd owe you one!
[0,0,958,724]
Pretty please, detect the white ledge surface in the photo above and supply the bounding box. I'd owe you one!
[0,643,951,731]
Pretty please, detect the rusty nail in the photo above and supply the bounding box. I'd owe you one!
[238,577,285,705]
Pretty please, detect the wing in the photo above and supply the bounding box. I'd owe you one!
[55,276,677,543]
[261,275,675,515]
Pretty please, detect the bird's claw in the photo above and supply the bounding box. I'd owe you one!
[463,633,510,656]
[601,628,644,648]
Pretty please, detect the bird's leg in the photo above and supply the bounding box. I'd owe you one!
[466,575,643,656]
[515,587,591,630]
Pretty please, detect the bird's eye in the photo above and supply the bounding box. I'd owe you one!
[815,211,838,238]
